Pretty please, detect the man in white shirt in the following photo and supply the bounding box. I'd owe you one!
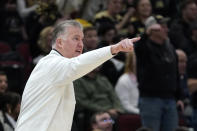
[15,20,140,131]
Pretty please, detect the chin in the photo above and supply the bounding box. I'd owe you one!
[74,53,82,57]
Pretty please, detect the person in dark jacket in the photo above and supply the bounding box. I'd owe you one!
[134,15,184,131]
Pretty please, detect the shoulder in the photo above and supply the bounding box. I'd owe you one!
[99,74,111,82]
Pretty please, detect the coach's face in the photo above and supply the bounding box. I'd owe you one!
[58,26,84,58]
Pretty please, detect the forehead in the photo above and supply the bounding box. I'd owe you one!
[66,26,84,38]
[186,2,197,8]
[84,29,97,35]
[109,0,122,4]
[96,113,110,121]
[138,0,151,5]
[0,75,7,80]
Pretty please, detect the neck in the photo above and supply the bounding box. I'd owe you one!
[139,15,149,24]
[108,9,116,17]
[53,48,63,56]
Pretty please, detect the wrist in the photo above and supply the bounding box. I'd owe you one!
[110,44,120,55]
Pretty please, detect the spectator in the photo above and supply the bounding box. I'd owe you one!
[98,24,117,47]
[0,92,21,131]
[169,0,197,56]
[74,67,125,118]
[130,0,152,36]
[115,52,139,114]
[187,22,197,131]
[18,0,61,58]
[0,0,27,48]
[150,0,178,19]
[187,22,197,57]
[90,112,114,131]
[134,16,184,131]
[187,37,197,131]
[33,26,54,64]
[83,26,99,52]
[98,25,125,86]
[94,0,134,32]
[0,71,8,93]
[81,0,108,21]
[17,0,38,21]
[176,49,189,99]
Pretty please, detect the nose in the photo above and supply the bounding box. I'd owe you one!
[2,81,7,87]
[79,40,84,48]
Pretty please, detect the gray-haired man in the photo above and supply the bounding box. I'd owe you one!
[15,20,140,131]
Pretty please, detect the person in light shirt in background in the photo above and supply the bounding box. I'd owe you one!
[115,52,139,114]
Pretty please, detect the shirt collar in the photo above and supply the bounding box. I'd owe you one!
[50,49,63,56]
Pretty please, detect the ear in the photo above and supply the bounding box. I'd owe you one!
[56,38,63,48]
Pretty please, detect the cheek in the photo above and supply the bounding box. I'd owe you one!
[63,40,74,50]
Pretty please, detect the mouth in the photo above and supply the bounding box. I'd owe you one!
[0,88,5,92]
[75,50,82,54]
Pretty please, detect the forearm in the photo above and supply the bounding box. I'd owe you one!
[111,44,121,55]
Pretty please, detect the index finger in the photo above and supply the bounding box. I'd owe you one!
[130,37,141,43]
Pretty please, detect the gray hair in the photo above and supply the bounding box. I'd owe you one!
[51,20,83,47]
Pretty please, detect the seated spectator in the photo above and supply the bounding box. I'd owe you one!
[33,26,54,64]
[0,71,8,93]
[74,68,125,119]
[115,52,139,114]
[98,25,125,86]
[74,67,124,131]
[0,92,21,131]
[90,112,114,131]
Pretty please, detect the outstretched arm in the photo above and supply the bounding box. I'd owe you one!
[111,37,140,55]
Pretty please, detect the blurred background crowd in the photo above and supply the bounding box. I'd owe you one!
[0,0,197,131]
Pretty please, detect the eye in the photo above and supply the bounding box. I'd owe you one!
[74,37,79,41]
